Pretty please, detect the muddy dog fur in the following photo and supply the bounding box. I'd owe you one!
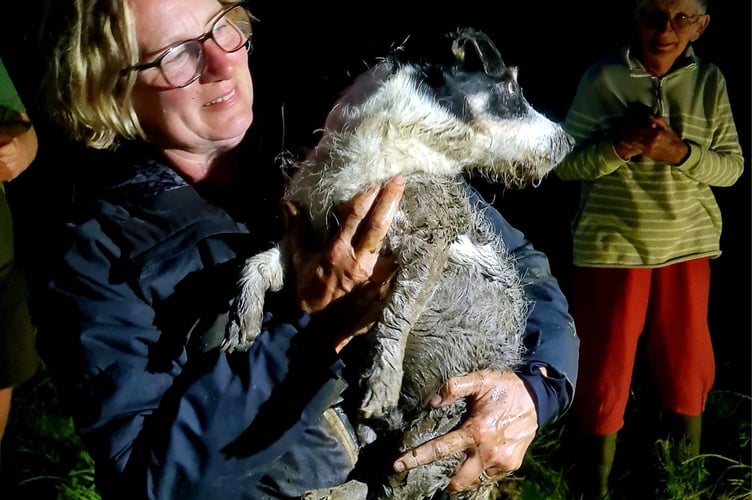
[223,28,573,500]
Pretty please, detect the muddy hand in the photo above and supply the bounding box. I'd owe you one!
[393,370,538,492]
[287,176,404,350]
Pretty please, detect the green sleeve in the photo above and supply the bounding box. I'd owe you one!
[0,57,26,123]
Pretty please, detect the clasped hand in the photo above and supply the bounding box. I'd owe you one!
[612,103,689,165]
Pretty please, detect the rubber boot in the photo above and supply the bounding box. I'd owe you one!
[574,432,617,499]
[662,412,702,460]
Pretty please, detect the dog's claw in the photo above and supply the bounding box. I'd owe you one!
[357,423,378,446]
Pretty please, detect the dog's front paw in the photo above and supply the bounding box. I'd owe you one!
[222,310,262,353]
[359,343,405,421]
[302,480,368,500]
[223,283,267,352]
[221,247,286,353]
[356,421,379,446]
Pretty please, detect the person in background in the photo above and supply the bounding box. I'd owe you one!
[0,56,41,467]
[36,0,578,498]
[555,0,744,497]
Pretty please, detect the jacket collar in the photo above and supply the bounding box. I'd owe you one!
[623,44,698,77]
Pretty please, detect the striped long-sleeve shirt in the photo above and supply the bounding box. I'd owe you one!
[555,45,744,268]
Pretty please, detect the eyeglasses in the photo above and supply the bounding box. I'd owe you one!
[639,10,704,32]
[122,4,253,88]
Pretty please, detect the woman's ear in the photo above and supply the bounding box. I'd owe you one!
[691,14,710,42]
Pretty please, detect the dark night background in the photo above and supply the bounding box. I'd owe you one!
[1,0,749,411]
[249,4,751,396]
[230,1,752,402]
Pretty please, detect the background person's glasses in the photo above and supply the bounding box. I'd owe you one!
[639,10,703,32]
[123,4,253,88]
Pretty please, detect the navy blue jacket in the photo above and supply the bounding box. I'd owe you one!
[39,144,578,499]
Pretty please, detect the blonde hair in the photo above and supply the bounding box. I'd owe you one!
[44,0,141,149]
[44,0,238,150]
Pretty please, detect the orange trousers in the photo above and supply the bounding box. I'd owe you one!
[571,258,715,435]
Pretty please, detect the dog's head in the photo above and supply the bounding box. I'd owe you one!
[425,28,575,182]
[290,28,573,216]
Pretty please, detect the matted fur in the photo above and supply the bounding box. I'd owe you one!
[224,28,573,500]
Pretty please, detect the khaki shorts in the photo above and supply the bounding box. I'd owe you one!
[0,260,40,388]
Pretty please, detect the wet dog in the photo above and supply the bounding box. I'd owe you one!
[223,27,573,500]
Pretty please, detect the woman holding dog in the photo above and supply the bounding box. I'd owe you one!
[32,0,579,497]
[556,0,744,497]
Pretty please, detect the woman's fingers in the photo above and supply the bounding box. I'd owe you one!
[336,183,381,247]
[393,370,538,494]
[354,176,405,257]
[328,175,405,282]
[290,176,405,313]
[430,371,490,407]
[394,425,477,472]
[335,176,405,254]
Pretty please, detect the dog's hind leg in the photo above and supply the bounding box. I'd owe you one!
[356,238,451,444]
[356,177,472,444]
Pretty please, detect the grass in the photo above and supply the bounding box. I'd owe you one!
[1,370,98,500]
[1,367,749,500]
[512,387,752,500]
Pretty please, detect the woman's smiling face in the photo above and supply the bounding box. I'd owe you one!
[635,0,709,76]
[128,0,254,154]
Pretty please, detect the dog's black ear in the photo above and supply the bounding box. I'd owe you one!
[451,27,506,79]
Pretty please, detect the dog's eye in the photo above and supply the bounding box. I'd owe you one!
[505,81,516,96]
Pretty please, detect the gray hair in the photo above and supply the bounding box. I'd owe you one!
[636,0,708,14]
